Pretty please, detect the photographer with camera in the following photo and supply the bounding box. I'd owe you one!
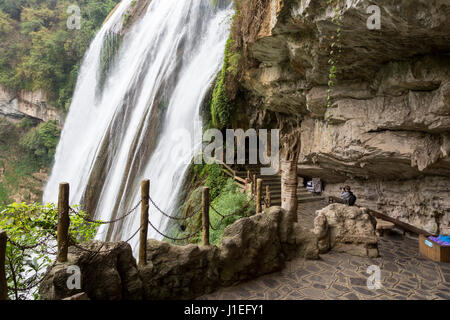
[340,185,357,206]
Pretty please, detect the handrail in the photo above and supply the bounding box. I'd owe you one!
[215,159,236,177]
[216,160,248,190]
[364,207,437,237]
[328,196,436,237]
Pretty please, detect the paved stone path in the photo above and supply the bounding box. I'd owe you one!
[200,201,450,300]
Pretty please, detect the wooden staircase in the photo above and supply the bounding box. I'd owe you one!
[233,167,325,207]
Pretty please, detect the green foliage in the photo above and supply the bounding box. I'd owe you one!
[0,118,15,145]
[208,179,254,245]
[326,0,343,114]
[197,163,228,200]
[210,37,240,129]
[0,0,120,109]
[167,162,255,247]
[211,0,233,9]
[19,120,61,167]
[99,31,121,91]
[0,202,100,300]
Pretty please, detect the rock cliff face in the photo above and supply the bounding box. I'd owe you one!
[0,85,63,123]
[233,0,450,234]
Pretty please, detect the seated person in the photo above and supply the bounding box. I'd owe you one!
[340,185,357,206]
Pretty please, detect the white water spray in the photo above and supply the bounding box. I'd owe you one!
[44,0,233,253]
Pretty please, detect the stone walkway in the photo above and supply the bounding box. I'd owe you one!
[200,201,450,300]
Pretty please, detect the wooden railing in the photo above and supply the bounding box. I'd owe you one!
[328,196,436,237]
[365,207,436,237]
[216,161,270,214]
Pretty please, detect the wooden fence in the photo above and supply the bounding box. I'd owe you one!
[0,176,270,300]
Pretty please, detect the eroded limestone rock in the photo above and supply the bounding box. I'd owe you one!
[233,0,450,235]
[39,241,143,300]
[139,241,220,300]
[313,204,379,258]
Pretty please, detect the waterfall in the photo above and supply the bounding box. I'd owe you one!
[43,0,233,253]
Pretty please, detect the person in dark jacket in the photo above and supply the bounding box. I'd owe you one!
[340,185,356,206]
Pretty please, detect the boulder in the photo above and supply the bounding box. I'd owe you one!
[39,241,143,300]
[139,240,220,300]
[219,207,318,286]
[313,204,379,258]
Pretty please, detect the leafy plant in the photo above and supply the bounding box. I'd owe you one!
[210,37,240,128]
[0,202,100,300]
[0,0,121,109]
[168,172,254,247]
[208,178,254,245]
[19,120,61,167]
[326,0,343,119]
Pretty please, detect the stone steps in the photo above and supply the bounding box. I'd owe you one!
[232,167,325,206]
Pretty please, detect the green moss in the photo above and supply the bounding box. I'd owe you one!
[19,120,61,168]
[210,37,241,129]
[166,162,254,247]
[99,31,121,91]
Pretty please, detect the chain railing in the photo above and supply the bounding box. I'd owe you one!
[0,173,270,300]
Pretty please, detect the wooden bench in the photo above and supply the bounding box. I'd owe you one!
[375,219,395,237]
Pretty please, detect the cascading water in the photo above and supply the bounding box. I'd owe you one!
[43,0,233,253]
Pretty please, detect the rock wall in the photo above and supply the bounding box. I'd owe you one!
[40,207,319,300]
[232,0,450,234]
[0,85,63,123]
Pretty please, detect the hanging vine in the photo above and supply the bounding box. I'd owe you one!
[326,0,343,123]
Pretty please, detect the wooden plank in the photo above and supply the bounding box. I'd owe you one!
[57,183,70,263]
[365,208,435,237]
[202,187,210,246]
[139,180,149,267]
[216,160,236,177]
[222,168,234,178]
[234,176,246,184]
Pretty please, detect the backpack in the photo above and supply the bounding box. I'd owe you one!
[348,193,357,206]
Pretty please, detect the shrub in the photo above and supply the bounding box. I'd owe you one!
[0,202,100,300]
[210,37,240,128]
[208,178,254,245]
[19,120,61,167]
